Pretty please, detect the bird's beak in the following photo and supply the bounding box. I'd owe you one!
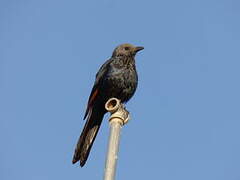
[134,46,144,53]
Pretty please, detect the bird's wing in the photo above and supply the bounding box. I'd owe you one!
[83,58,112,119]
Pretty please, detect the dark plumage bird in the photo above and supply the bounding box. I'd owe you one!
[72,43,144,167]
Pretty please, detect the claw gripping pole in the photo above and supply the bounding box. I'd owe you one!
[103,98,130,180]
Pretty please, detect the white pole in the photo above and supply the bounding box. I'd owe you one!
[104,98,130,180]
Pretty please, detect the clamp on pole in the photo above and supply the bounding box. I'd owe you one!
[105,98,130,126]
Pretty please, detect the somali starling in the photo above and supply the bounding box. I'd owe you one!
[72,43,144,167]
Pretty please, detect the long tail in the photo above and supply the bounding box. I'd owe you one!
[72,106,105,167]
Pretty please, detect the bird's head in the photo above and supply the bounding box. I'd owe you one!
[112,43,144,58]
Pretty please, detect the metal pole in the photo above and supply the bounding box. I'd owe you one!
[104,98,130,180]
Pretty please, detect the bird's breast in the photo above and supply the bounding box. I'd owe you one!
[103,65,138,102]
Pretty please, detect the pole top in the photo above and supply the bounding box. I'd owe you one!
[105,98,130,125]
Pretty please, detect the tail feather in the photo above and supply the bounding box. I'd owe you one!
[72,106,105,167]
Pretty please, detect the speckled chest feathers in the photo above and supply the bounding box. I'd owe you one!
[103,55,138,103]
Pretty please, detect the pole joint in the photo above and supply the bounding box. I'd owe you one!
[105,98,130,125]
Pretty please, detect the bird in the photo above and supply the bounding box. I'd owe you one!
[72,43,144,167]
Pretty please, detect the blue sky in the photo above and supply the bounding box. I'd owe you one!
[1,0,240,179]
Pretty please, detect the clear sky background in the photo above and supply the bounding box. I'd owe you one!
[1,0,240,179]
